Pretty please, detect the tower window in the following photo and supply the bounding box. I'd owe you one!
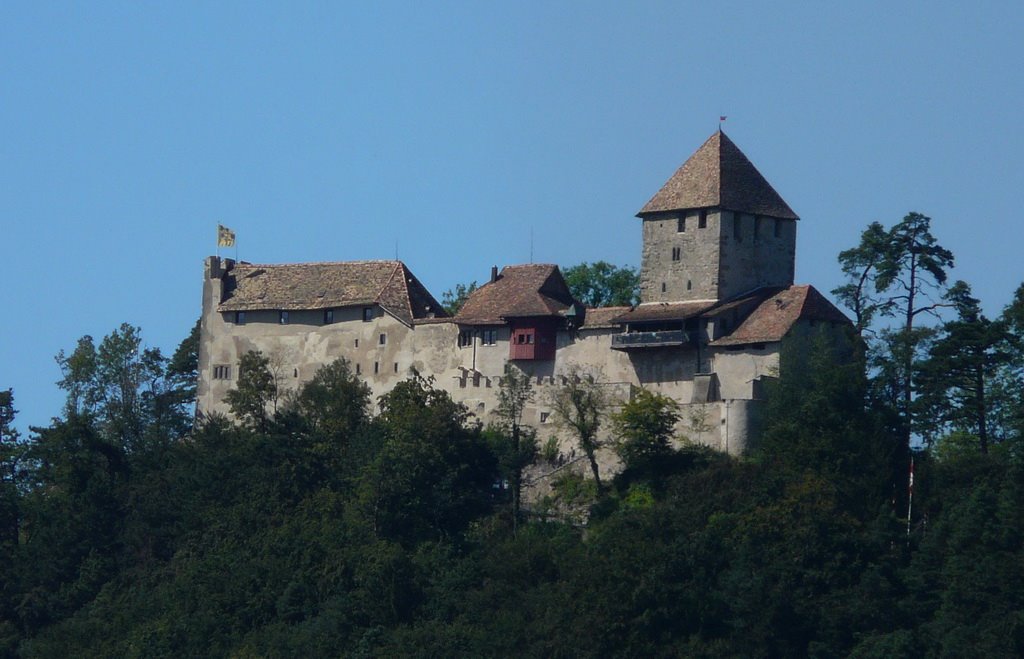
[279,311,289,325]
[213,365,231,380]
[661,282,667,293]
[379,333,387,345]
[394,362,399,373]
[374,361,379,374]
[671,246,681,261]
[687,280,692,290]
[698,209,708,228]
[677,215,686,232]
[356,363,361,375]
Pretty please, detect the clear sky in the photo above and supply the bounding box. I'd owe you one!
[3,2,1023,432]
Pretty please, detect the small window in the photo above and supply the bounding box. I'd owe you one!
[473,373,481,387]
[774,218,782,238]
[293,368,298,378]
[394,362,399,374]
[671,246,681,261]
[458,329,474,348]
[213,365,231,380]
[677,215,685,232]
[733,214,742,241]
[526,333,534,345]
[362,307,374,322]
[356,363,361,375]
[698,209,707,229]
[481,329,497,345]
[324,309,334,325]
[687,280,692,290]
[279,311,289,325]
[379,333,386,346]
[661,282,667,293]
[234,311,246,325]
[540,412,550,423]
[374,361,379,374]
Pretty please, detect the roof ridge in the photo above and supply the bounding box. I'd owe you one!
[234,259,403,268]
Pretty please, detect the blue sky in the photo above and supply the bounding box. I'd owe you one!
[3,2,1023,431]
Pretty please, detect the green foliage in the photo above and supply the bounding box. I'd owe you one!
[224,351,277,430]
[549,365,608,492]
[611,388,679,470]
[562,261,640,307]
[440,281,478,315]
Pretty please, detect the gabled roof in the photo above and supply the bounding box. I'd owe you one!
[711,285,849,346]
[637,130,798,220]
[455,264,576,325]
[217,260,447,326]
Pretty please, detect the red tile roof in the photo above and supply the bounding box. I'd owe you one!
[217,260,447,326]
[580,306,632,329]
[454,264,576,325]
[638,131,799,220]
[711,285,849,346]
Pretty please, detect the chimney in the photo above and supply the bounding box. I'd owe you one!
[490,265,498,283]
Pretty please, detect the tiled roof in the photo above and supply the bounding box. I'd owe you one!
[455,264,576,325]
[711,285,849,346]
[613,300,716,324]
[638,131,799,220]
[217,260,447,326]
[580,306,632,329]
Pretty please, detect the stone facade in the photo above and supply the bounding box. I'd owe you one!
[196,130,850,467]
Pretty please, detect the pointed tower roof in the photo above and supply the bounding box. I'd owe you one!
[637,131,798,220]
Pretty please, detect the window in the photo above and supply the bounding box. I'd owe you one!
[698,209,707,228]
[458,329,474,348]
[323,309,334,324]
[733,214,742,241]
[362,307,373,322]
[354,338,359,348]
[379,333,386,346]
[661,282,667,293]
[540,411,550,423]
[374,361,379,374]
[356,363,361,375]
[671,246,681,261]
[687,279,692,290]
[516,332,534,345]
[234,311,246,325]
[213,365,231,380]
[279,310,289,324]
[677,215,686,232]
[394,362,399,373]
[481,329,497,345]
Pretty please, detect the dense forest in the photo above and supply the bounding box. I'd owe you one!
[2,217,1024,657]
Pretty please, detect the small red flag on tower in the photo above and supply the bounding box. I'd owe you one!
[719,115,727,122]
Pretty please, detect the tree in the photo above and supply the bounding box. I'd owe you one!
[0,389,19,554]
[441,281,478,315]
[55,324,189,448]
[915,282,1014,453]
[611,388,679,470]
[292,358,371,441]
[224,351,277,431]
[562,262,640,307]
[549,366,609,492]
[493,364,537,534]
[359,373,496,545]
[833,213,955,449]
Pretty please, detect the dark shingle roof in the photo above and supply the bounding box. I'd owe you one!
[455,264,576,325]
[581,306,633,329]
[711,285,848,346]
[637,131,798,220]
[217,260,447,326]
[613,300,716,324]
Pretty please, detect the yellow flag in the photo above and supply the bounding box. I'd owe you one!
[218,224,236,247]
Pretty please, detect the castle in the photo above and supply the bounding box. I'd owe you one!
[197,131,849,455]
